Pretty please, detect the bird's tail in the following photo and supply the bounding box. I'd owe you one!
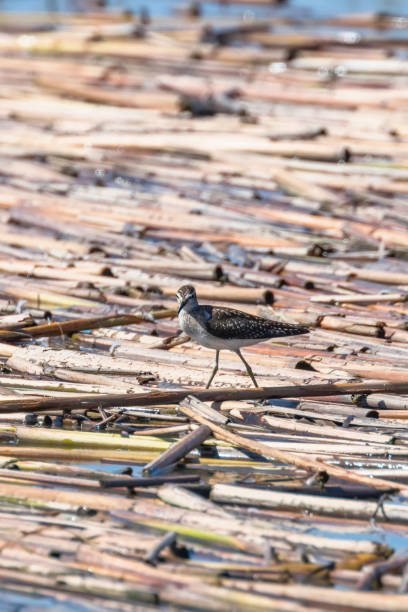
[268,321,309,337]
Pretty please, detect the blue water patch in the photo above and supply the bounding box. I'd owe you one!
[75,460,143,475]
[308,525,408,553]
[0,589,102,611]
[2,0,408,18]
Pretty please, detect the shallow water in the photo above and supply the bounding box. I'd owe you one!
[309,525,408,553]
[2,0,408,19]
[77,460,143,475]
[1,589,103,612]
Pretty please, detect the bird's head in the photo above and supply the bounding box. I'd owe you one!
[176,285,197,313]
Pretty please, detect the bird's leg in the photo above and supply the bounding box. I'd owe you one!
[236,349,259,388]
[206,350,220,389]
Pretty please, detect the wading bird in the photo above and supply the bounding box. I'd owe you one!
[177,285,309,388]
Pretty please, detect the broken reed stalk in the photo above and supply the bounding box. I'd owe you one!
[99,474,200,489]
[0,426,171,452]
[178,397,407,492]
[211,484,408,522]
[0,308,177,342]
[260,414,402,445]
[1,380,408,414]
[228,583,408,612]
[357,553,408,591]
[144,531,177,566]
[143,424,212,476]
[0,468,98,489]
[0,458,114,479]
[109,509,259,554]
[0,445,159,462]
[310,293,408,304]
[0,312,35,330]
[127,425,193,437]
[158,485,231,517]
[108,507,388,559]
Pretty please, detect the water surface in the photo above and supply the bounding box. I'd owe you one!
[1,0,408,19]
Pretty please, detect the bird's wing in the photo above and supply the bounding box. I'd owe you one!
[203,305,308,340]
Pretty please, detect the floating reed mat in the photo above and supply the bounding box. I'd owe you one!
[2,4,408,608]
[0,426,172,451]
[0,380,408,413]
[211,484,408,523]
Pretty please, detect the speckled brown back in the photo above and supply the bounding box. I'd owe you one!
[202,305,309,340]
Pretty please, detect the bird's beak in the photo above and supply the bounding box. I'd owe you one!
[178,298,186,314]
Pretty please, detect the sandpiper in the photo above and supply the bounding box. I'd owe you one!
[176,285,309,388]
